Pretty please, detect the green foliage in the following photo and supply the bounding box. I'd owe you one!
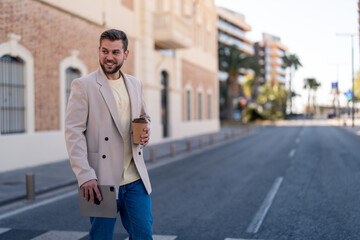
[282,53,302,114]
[218,43,261,76]
[303,77,321,114]
[256,82,288,120]
[282,54,302,70]
[304,78,321,90]
[218,43,261,120]
[242,107,265,123]
[354,71,360,100]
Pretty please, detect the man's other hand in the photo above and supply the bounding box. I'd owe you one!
[80,179,102,204]
[141,127,151,146]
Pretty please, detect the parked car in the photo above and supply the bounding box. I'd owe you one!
[328,111,335,119]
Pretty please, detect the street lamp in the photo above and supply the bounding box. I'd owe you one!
[336,33,358,127]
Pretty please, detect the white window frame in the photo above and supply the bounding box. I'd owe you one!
[59,50,87,131]
[0,33,34,136]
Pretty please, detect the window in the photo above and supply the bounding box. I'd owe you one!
[59,51,87,131]
[186,90,191,121]
[65,67,81,105]
[198,92,202,120]
[161,71,169,137]
[0,55,25,134]
[208,94,212,119]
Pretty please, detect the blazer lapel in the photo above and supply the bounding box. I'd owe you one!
[96,68,124,138]
[121,71,136,122]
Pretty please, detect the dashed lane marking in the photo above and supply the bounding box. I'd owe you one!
[289,149,296,158]
[247,177,284,234]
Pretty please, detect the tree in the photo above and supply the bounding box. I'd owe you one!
[354,71,360,100]
[282,53,302,115]
[218,44,260,120]
[257,82,288,120]
[304,78,321,116]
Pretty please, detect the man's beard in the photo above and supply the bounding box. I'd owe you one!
[100,60,124,75]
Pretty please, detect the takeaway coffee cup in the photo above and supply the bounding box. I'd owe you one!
[132,118,148,144]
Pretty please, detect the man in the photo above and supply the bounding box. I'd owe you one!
[65,29,153,240]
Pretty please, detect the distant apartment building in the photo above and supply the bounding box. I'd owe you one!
[254,33,288,85]
[0,0,219,172]
[216,7,253,118]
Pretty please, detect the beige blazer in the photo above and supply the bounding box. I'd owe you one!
[65,68,152,194]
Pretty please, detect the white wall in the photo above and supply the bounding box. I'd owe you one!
[0,131,68,172]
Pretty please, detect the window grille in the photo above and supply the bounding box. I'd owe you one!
[208,94,211,119]
[0,55,25,134]
[186,90,191,121]
[198,92,202,120]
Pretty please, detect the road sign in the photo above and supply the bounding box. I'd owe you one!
[345,90,353,99]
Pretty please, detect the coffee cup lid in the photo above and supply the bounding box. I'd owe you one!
[132,118,147,123]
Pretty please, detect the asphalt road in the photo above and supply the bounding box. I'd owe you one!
[1,120,360,240]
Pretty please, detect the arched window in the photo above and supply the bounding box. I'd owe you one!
[208,93,212,119]
[0,33,35,136]
[198,91,202,120]
[0,55,25,134]
[59,50,87,130]
[186,89,191,121]
[65,67,81,105]
[207,91,212,119]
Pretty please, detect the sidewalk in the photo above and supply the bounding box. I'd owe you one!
[330,117,360,136]
[0,126,253,206]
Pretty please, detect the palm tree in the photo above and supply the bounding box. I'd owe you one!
[218,44,260,120]
[304,78,321,116]
[282,53,302,115]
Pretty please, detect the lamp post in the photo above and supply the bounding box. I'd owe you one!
[336,33,358,127]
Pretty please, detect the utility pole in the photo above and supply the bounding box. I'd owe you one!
[336,33,358,127]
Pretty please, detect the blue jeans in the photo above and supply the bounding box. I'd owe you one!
[89,180,153,240]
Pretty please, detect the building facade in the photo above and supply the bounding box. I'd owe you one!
[217,6,253,56]
[216,7,253,119]
[0,0,219,172]
[254,33,288,85]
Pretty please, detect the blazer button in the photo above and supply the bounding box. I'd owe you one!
[138,152,141,155]
[102,155,106,159]
[105,137,109,141]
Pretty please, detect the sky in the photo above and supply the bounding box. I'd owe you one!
[215,0,359,113]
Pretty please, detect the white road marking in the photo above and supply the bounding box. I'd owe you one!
[300,129,304,136]
[225,238,266,240]
[296,137,300,144]
[0,228,10,234]
[0,190,77,221]
[289,149,296,158]
[246,177,284,234]
[30,230,88,240]
[225,238,264,240]
[125,235,177,240]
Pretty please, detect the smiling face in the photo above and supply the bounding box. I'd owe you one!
[99,39,129,80]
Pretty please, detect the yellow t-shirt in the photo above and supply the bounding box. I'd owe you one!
[108,75,140,186]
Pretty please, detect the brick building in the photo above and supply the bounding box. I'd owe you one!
[0,0,219,172]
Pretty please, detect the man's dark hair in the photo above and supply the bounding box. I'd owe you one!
[99,29,128,52]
